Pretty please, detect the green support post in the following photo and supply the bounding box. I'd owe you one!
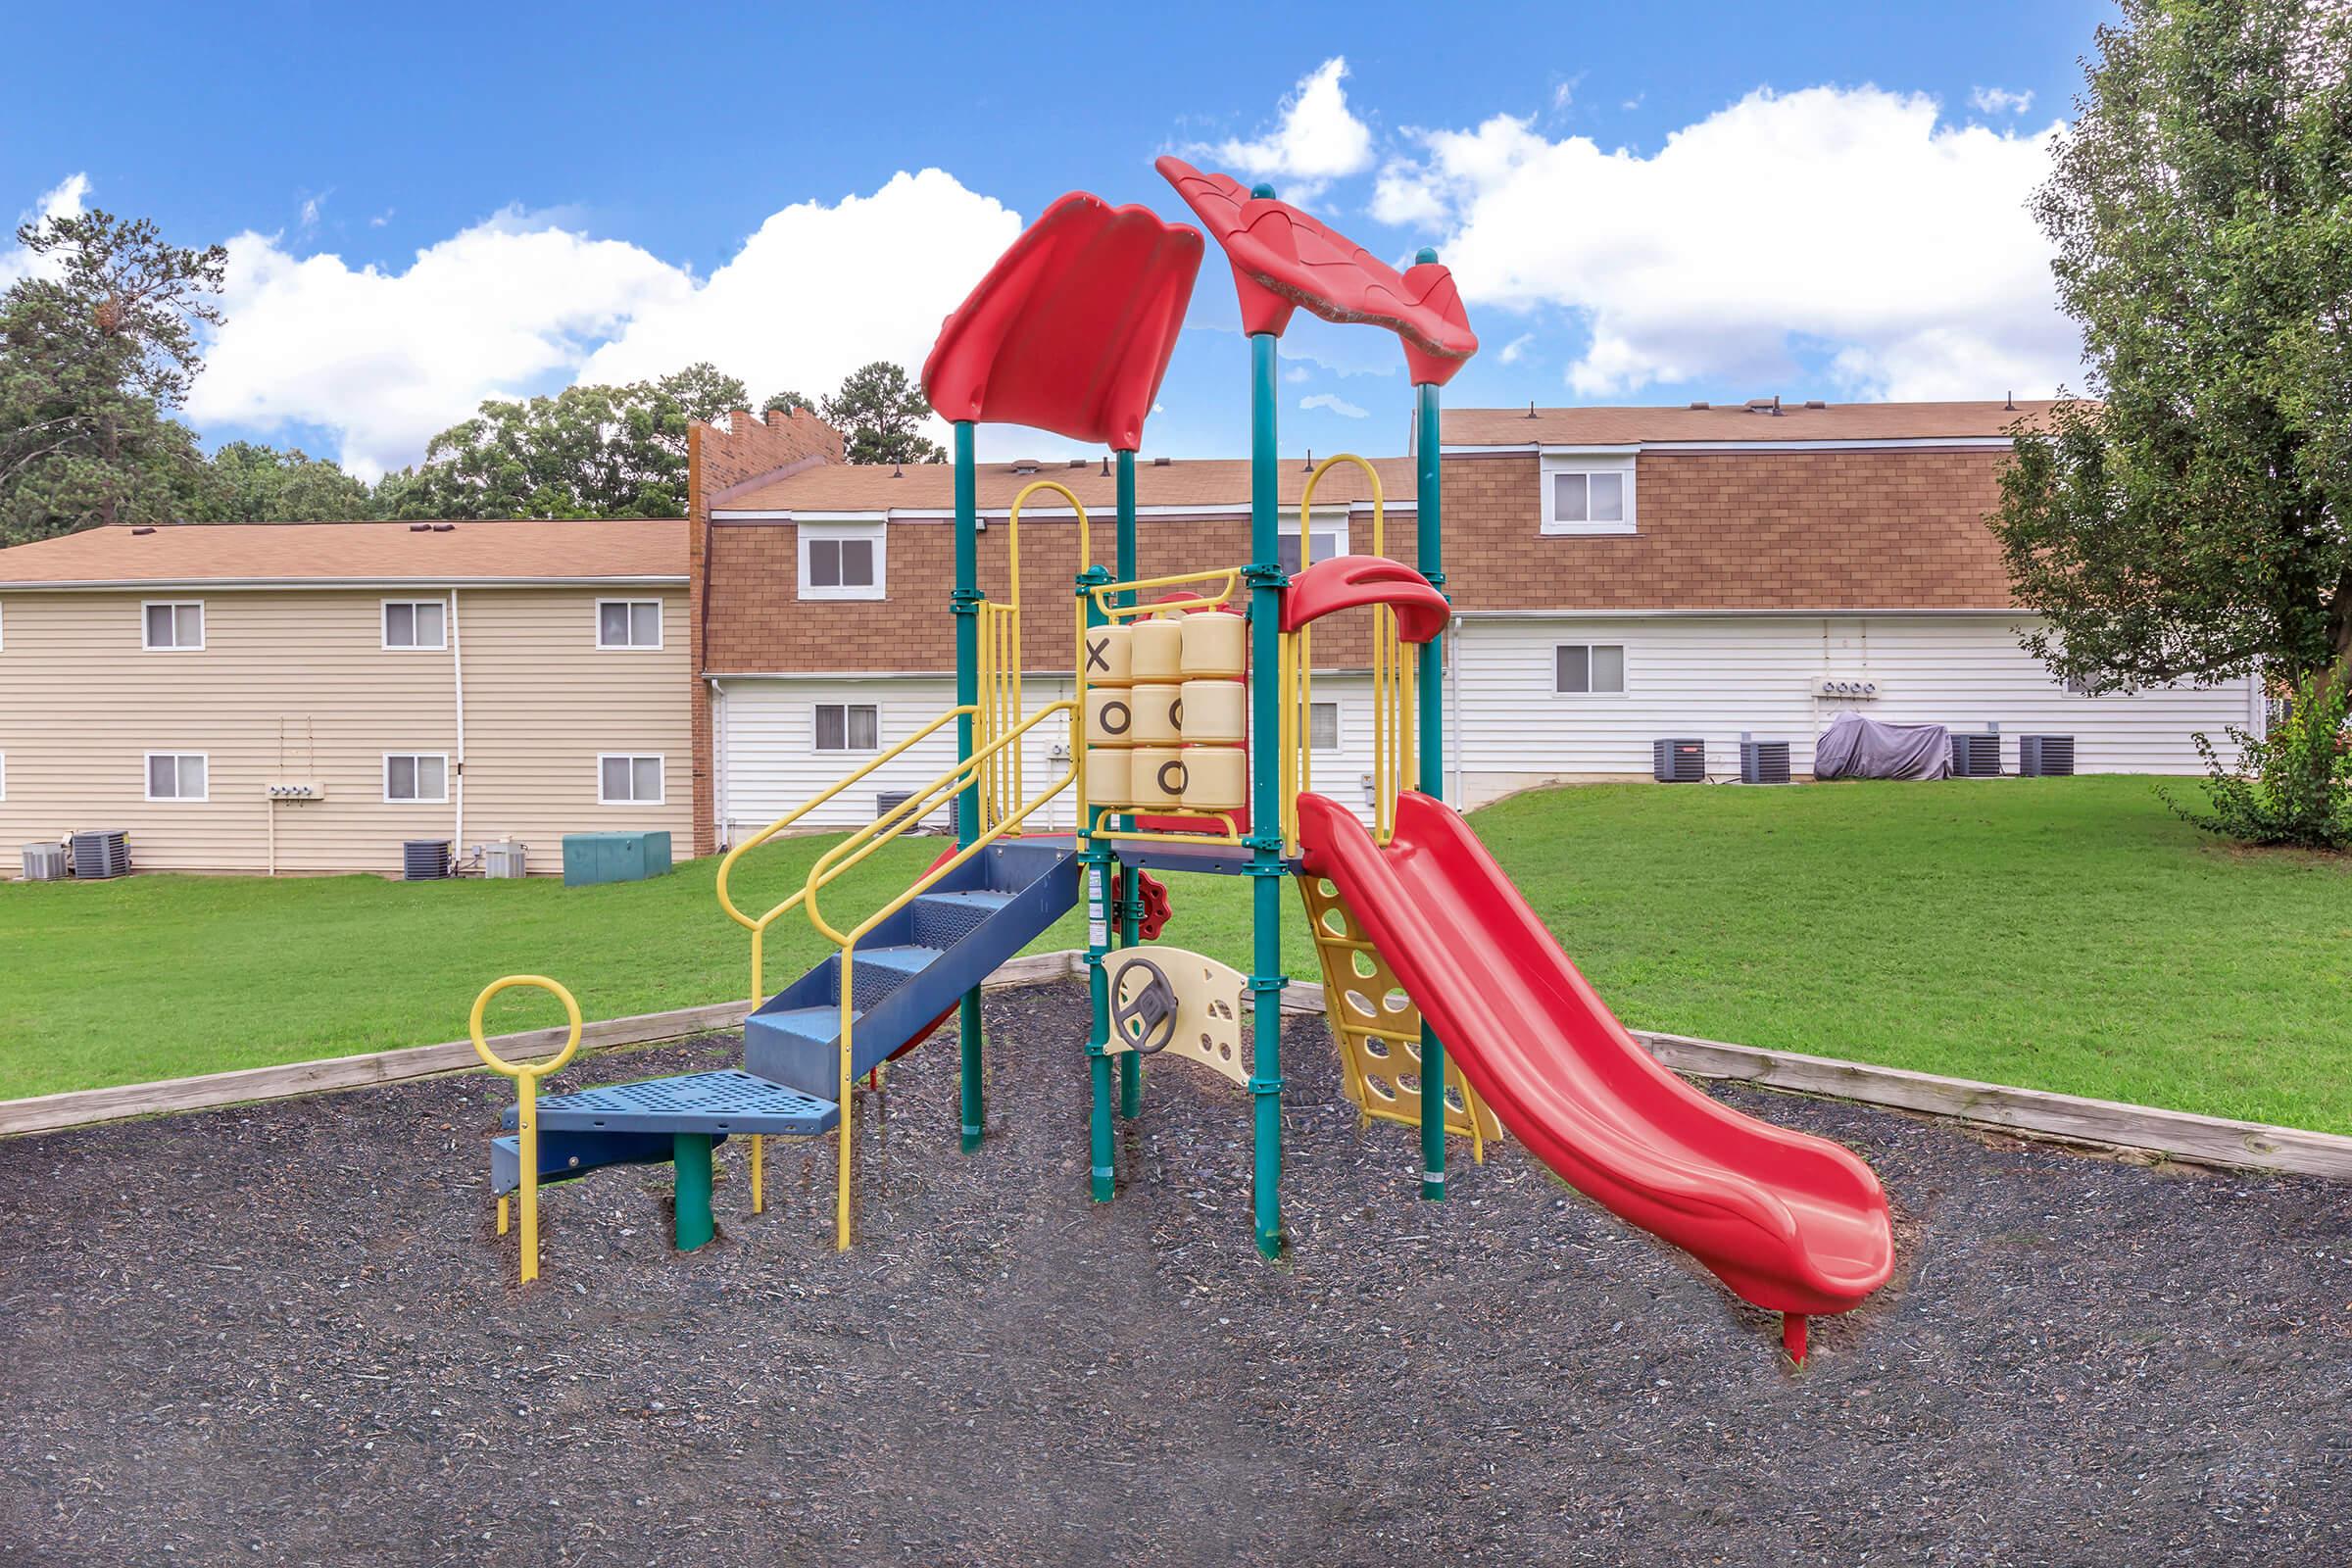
[673,1133,714,1251]
[1412,280,1449,1203]
[1247,306,1286,1261]
[953,420,986,1153]
[1079,558,1119,1200]
[1115,447,1143,1120]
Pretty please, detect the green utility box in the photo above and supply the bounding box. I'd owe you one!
[562,831,673,888]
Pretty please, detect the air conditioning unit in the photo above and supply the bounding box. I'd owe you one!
[877,789,932,828]
[1739,739,1791,785]
[1653,738,1706,783]
[1950,733,2003,778]
[1812,675,1882,699]
[69,830,130,879]
[21,842,66,882]
[483,841,529,878]
[266,781,325,800]
[403,839,453,881]
[2019,735,2076,777]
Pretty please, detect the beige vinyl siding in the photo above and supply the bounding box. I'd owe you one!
[0,585,689,876]
[456,588,691,873]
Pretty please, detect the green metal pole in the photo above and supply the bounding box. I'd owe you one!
[673,1133,714,1250]
[1115,447,1143,1120]
[1412,273,1449,1202]
[1247,291,1286,1261]
[1081,549,1118,1200]
[953,420,985,1153]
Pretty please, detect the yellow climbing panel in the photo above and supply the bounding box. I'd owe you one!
[1297,872,1498,1160]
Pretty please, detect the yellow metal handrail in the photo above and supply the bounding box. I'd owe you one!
[1285,453,1410,847]
[467,975,583,1285]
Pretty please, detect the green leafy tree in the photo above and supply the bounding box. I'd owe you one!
[394,362,752,517]
[0,208,226,541]
[762,389,817,416]
[1989,0,2352,845]
[821,361,945,466]
[194,440,375,522]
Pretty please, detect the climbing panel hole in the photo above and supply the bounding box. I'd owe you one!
[1397,1072,1422,1096]
[1350,951,1379,979]
[1364,1074,1396,1102]
[1210,1000,1234,1021]
[1218,1040,1233,1061]
[1362,1039,1390,1060]
[1344,989,1378,1019]
[1383,988,1411,1014]
[1320,907,1349,938]
[1316,878,1338,897]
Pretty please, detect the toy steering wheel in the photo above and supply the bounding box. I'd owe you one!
[1110,956,1180,1055]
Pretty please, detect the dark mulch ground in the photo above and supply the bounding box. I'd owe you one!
[2,980,2347,1567]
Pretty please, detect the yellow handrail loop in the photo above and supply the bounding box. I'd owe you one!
[1290,453,1409,848]
[468,975,584,1285]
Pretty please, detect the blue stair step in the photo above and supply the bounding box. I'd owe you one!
[838,943,943,1009]
[501,1069,840,1138]
[491,1127,710,1197]
[908,890,1013,949]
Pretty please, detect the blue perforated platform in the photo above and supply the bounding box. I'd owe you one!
[506,1069,841,1137]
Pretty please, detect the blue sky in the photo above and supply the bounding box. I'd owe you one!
[5,0,2113,475]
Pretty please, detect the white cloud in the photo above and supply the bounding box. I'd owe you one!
[1370,160,1446,227]
[1970,85,2034,116]
[1284,364,1312,383]
[1202,57,1374,199]
[2,172,90,289]
[1498,332,1536,365]
[187,170,1019,480]
[1381,86,2078,401]
[1300,392,1369,418]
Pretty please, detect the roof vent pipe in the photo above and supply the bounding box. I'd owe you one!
[1525,400,1537,418]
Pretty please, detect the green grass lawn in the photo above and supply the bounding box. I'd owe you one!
[4,777,2347,1133]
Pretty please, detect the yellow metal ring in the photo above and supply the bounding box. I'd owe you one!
[468,975,584,1080]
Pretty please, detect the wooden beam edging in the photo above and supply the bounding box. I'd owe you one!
[1274,981,2352,1180]
[0,950,1086,1138]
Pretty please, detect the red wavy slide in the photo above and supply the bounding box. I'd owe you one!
[1297,791,1894,1358]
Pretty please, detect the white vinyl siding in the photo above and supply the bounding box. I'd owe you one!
[145,752,208,801]
[800,522,886,601]
[597,599,662,649]
[598,754,665,806]
[143,601,205,650]
[383,752,449,804]
[382,600,447,649]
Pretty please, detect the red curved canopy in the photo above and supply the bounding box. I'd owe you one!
[923,191,1202,451]
[1281,556,1450,644]
[1154,157,1478,387]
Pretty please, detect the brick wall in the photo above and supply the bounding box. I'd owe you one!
[1442,448,2016,611]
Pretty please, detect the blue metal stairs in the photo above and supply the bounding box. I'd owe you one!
[490,837,1079,1196]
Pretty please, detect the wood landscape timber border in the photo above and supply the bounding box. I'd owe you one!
[5,950,2349,1182]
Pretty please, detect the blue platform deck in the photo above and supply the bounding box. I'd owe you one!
[504,1069,841,1138]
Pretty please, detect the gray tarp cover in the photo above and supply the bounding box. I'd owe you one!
[1814,710,1952,781]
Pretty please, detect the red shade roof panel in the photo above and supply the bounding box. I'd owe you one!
[1154,156,1478,386]
[922,191,1202,452]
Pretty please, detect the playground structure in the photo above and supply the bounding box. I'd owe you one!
[470,158,1895,1359]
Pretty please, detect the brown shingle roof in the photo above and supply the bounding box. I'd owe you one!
[0,518,689,587]
[713,456,1415,514]
[1444,400,2061,447]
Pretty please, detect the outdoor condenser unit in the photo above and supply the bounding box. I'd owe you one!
[21,842,66,882]
[2018,735,2077,777]
[69,829,130,879]
[1738,739,1792,785]
[403,839,453,881]
[1652,738,1706,783]
[1950,733,2003,778]
[483,842,529,878]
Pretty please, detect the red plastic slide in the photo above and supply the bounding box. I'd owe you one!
[1297,791,1893,1356]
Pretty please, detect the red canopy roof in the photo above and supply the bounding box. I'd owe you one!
[922,191,1202,451]
[1154,157,1478,387]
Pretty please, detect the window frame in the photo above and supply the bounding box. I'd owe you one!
[142,600,207,651]
[797,517,888,602]
[381,598,449,651]
[1552,642,1629,698]
[144,751,210,802]
[1308,700,1342,751]
[1539,453,1638,536]
[382,751,452,805]
[813,702,882,755]
[595,598,663,651]
[1278,508,1350,576]
[596,753,667,807]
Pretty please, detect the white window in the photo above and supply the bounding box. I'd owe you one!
[815,703,880,753]
[383,753,450,804]
[383,599,447,650]
[1309,701,1341,751]
[145,753,208,801]
[143,601,205,650]
[599,755,665,805]
[1554,644,1627,695]
[799,521,886,601]
[1540,455,1637,535]
[1279,513,1349,575]
[0,752,7,800]
[597,599,662,649]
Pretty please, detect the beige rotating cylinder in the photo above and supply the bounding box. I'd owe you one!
[1084,747,1132,808]
[1180,745,1247,812]
[1131,614,1185,682]
[1177,678,1246,745]
[1083,622,1133,687]
[1085,685,1137,746]
[1130,683,1183,745]
[1129,747,1186,809]
[1178,608,1246,678]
